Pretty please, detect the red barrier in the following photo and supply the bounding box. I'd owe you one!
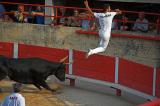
[73,50,115,82]
[138,99,160,106]
[156,68,160,97]
[0,42,13,57]
[119,58,153,95]
[18,44,69,73]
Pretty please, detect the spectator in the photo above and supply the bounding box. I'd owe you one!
[66,9,81,27]
[157,16,160,34]
[0,4,5,19]
[59,8,66,25]
[3,15,13,22]
[14,5,28,23]
[120,15,130,31]
[1,83,25,106]
[32,6,44,24]
[112,19,118,30]
[132,12,149,32]
[79,11,91,30]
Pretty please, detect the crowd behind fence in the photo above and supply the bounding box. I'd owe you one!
[0,2,160,36]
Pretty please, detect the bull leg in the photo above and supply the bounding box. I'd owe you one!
[0,67,7,81]
[0,75,6,81]
[39,80,55,92]
[33,83,42,91]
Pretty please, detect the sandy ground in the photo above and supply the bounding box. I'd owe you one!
[0,80,75,106]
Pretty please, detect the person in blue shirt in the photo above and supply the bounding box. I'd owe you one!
[32,6,44,24]
[1,83,25,106]
[132,12,149,32]
[0,4,5,18]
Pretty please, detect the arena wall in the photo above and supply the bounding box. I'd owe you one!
[0,22,159,67]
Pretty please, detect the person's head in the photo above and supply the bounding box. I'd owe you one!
[36,6,43,11]
[18,5,24,12]
[73,9,79,16]
[13,83,23,93]
[138,12,145,20]
[60,8,66,13]
[122,14,127,21]
[103,4,111,12]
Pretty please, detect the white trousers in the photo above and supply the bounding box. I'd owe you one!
[88,30,111,56]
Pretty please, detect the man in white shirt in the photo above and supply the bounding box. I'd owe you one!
[1,83,25,106]
[84,0,121,58]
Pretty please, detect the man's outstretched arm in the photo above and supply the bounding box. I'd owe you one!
[84,0,94,16]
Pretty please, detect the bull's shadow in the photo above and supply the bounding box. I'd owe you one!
[0,86,55,94]
[0,82,63,95]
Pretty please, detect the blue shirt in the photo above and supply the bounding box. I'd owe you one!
[82,20,90,30]
[0,4,5,18]
[1,93,25,106]
[133,18,149,31]
[34,10,44,24]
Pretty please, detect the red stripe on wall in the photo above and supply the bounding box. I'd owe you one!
[156,68,160,97]
[0,42,13,57]
[73,50,115,82]
[18,44,69,73]
[119,58,153,95]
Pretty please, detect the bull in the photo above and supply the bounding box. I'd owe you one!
[0,55,69,92]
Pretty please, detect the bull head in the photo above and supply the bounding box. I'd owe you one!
[55,56,73,81]
[55,63,66,81]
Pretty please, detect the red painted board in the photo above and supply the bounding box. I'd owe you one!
[0,42,13,57]
[156,68,160,97]
[73,50,115,82]
[119,58,153,95]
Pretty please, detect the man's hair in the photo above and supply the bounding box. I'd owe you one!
[103,4,110,11]
[13,83,22,93]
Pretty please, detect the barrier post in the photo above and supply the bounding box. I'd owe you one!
[13,43,18,58]
[69,49,73,75]
[152,66,157,97]
[45,0,53,24]
[67,49,75,87]
[115,57,121,96]
[115,57,119,84]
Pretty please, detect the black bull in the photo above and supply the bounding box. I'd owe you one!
[0,55,66,92]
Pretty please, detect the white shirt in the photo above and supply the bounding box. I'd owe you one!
[94,12,116,33]
[1,93,25,106]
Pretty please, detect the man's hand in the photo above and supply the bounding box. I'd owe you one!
[83,0,94,16]
[115,9,122,14]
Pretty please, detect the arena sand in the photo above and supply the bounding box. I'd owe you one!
[0,80,75,106]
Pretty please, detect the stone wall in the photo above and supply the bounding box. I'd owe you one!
[0,22,159,67]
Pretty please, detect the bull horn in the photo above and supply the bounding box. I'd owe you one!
[60,56,68,62]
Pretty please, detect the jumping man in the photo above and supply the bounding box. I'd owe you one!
[84,0,122,58]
